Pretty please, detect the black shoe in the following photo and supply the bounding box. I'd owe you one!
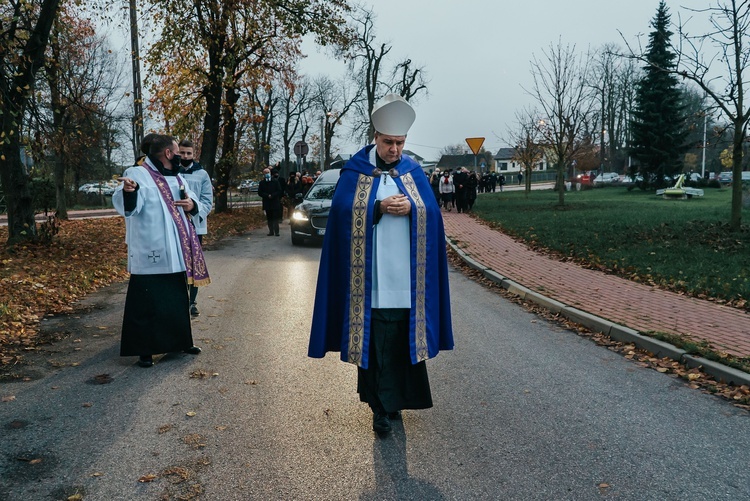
[137,356,153,368]
[388,411,402,421]
[184,346,202,355]
[267,232,274,236]
[190,303,200,316]
[275,233,280,236]
[372,412,391,434]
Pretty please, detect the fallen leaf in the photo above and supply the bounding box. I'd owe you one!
[186,411,196,417]
[687,373,701,381]
[656,368,669,373]
[2,395,16,402]
[215,425,227,431]
[67,494,83,501]
[29,458,43,465]
[82,402,93,408]
[158,424,174,434]
[138,473,158,483]
[90,472,104,477]
[92,374,113,384]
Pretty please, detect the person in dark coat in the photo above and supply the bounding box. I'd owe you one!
[258,167,284,236]
[285,171,304,215]
[466,171,478,211]
[453,167,468,213]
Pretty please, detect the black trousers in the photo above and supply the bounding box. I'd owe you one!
[189,234,203,304]
[357,309,433,413]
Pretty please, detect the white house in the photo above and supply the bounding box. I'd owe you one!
[494,147,550,173]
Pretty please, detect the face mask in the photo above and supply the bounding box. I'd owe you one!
[170,154,182,170]
[180,158,192,167]
[264,174,271,180]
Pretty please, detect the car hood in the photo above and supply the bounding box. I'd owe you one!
[296,200,331,215]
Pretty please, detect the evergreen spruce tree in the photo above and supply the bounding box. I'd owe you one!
[629,0,689,188]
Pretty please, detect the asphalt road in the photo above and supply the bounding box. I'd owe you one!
[2,223,750,500]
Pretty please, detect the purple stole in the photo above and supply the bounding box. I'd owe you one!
[144,166,211,286]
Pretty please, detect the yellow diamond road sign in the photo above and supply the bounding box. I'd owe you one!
[465,137,485,155]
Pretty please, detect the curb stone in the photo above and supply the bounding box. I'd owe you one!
[445,237,750,387]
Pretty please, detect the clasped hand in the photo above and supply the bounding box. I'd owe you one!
[381,194,411,217]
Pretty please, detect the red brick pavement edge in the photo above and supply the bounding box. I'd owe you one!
[441,211,750,363]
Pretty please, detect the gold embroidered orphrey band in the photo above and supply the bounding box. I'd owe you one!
[347,174,373,365]
[401,173,428,362]
[345,172,429,366]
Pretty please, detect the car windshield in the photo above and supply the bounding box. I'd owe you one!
[306,183,336,201]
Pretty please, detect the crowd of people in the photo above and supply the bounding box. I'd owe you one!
[428,168,505,213]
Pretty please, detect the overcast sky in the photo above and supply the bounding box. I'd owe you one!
[298,0,712,162]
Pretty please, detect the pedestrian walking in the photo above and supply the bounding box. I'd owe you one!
[113,134,208,368]
[439,170,454,211]
[258,167,283,236]
[179,139,213,317]
[308,94,454,436]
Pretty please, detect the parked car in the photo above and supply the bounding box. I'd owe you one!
[592,172,620,185]
[290,169,341,246]
[718,171,733,184]
[238,180,258,194]
[80,181,116,195]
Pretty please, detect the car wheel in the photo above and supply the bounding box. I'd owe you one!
[292,235,304,246]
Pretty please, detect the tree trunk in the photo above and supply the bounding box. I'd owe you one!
[557,162,565,206]
[198,43,225,180]
[0,136,37,244]
[213,86,240,214]
[0,0,61,244]
[730,120,744,230]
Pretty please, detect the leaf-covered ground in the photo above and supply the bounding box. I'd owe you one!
[0,208,265,364]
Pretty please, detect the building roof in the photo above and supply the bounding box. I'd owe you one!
[436,154,477,169]
[403,150,424,162]
[494,148,516,160]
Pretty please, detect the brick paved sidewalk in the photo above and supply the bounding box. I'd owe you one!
[442,212,750,358]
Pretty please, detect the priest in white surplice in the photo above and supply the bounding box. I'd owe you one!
[113,134,210,368]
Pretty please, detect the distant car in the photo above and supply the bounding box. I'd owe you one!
[718,171,733,184]
[82,181,115,195]
[687,172,703,182]
[592,172,620,185]
[238,180,258,194]
[290,169,341,246]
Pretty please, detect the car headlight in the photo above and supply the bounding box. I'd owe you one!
[292,211,309,221]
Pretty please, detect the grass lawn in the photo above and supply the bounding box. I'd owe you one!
[473,185,750,310]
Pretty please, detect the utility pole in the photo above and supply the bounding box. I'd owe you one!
[129,0,144,162]
[701,112,707,178]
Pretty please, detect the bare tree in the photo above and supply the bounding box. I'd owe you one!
[277,77,312,174]
[589,44,638,173]
[507,108,546,196]
[390,58,428,101]
[313,75,362,169]
[346,7,391,143]
[526,39,595,205]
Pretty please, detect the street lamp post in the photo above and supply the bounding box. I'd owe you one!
[319,115,325,170]
[701,112,707,178]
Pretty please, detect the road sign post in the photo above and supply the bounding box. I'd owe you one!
[294,141,309,172]
[466,137,485,171]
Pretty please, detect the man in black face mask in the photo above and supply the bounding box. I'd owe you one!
[113,135,207,368]
[179,139,213,317]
